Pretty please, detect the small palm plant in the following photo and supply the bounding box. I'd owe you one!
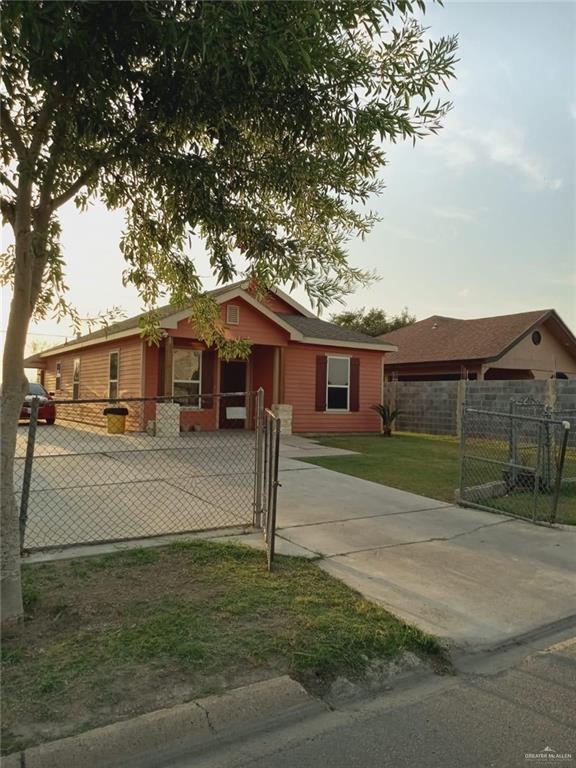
[371,404,401,437]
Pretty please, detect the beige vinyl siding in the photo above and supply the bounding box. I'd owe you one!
[43,336,144,430]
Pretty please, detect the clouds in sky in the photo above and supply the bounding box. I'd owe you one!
[432,206,479,222]
[424,120,563,191]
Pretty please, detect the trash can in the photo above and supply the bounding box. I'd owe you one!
[103,406,129,435]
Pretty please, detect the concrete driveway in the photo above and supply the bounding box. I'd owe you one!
[275,437,576,650]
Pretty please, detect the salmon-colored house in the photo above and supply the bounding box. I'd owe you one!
[25,282,397,433]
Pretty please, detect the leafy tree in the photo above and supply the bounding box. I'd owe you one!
[0,0,457,622]
[331,306,416,336]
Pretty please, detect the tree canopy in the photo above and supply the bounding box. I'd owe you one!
[0,0,457,623]
[1,0,457,341]
[331,306,416,336]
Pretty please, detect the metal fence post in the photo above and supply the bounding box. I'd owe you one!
[508,399,518,487]
[267,417,282,572]
[19,396,39,551]
[457,406,467,503]
[550,421,570,525]
[253,388,265,527]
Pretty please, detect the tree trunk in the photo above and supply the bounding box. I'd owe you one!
[1,188,35,625]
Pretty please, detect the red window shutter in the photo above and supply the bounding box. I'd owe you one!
[315,355,327,411]
[201,350,215,408]
[350,357,360,412]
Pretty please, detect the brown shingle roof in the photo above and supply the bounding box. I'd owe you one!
[379,310,555,365]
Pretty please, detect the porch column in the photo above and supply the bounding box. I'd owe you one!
[164,335,174,397]
[272,347,281,403]
[278,347,285,402]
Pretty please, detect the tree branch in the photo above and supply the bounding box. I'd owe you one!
[50,165,98,210]
[29,100,55,162]
[1,197,15,226]
[0,172,18,195]
[0,101,27,160]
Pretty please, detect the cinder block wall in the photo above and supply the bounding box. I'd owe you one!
[385,381,459,435]
[464,380,547,412]
[384,379,576,437]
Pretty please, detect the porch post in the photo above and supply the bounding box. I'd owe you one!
[272,347,281,404]
[164,335,174,398]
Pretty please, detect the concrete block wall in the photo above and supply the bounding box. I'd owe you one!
[464,380,547,413]
[384,379,576,437]
[555,379,576,416]
[385,381,459,436]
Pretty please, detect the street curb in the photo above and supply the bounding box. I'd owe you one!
[2,676,326,768]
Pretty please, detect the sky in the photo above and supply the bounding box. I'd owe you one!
[1,0,575,357]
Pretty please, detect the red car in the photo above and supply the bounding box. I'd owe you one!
[20,383,56,425]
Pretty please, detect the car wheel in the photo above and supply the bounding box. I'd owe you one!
[46,418,55,425]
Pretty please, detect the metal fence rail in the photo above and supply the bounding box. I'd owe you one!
[15,391,265,552]
[458,405,571,525]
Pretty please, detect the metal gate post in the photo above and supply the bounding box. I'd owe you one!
[550,421,570,525]
[253,388,265,527]
[508,400,518,487]
[20,396,39,551]
[458,406,467,503]
[266,417,281,572]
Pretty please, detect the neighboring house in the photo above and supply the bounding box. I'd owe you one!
[378,309,576,381]
[24,282,397,432]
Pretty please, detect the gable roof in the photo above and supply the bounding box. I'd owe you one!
[30,283,396,360]
[379,309,575,365]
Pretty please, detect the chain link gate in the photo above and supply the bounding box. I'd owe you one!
[253,388,281,570]
[15,389,281,553]
[458,404,571,525]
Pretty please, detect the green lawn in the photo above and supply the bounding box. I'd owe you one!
[303,433,576,525]
[1,540,445,754]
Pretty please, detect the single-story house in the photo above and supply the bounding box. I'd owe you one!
[378,309,576,382]
[24,282,397,432]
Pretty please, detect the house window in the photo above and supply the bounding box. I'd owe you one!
[226,304,240,325]
[72,358,80,400]
[326,356,350,411]
[108,351,119,400]
[55,362,61,391]
[173,348,202,407]
[532,330,542,346]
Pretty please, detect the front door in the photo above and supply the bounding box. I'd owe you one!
[219,361,247,429]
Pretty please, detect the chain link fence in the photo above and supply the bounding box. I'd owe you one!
[15,391,269,552]
[458,403,572,525]
[253,394,282,571]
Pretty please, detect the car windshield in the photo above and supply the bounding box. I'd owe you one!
[27,383,47,396]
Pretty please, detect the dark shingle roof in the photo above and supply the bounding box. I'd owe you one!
[277,314,392,346]
[379,310,558,364]
[30,282,394,360]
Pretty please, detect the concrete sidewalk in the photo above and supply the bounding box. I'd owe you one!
[274,458,576,649]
